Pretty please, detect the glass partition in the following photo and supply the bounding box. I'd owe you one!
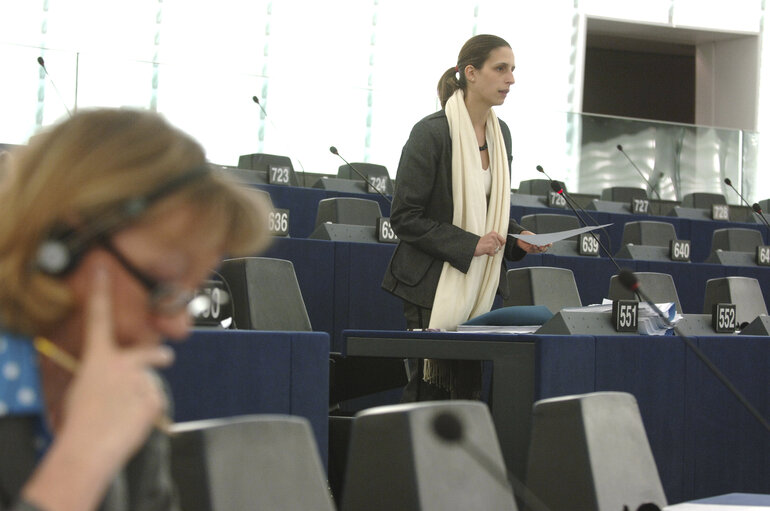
[571,112,759,203]
[1,42,762,204]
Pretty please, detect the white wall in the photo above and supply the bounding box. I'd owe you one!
[0,0,766,198]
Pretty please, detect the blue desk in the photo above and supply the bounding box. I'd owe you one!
[254,183,391,239]
[343,330,770,504]
[161,329,330,465]
[259,237,770,350]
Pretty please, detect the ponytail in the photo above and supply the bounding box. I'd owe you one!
[437,66,462,109]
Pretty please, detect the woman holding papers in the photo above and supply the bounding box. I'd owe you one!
[382,34,549,401]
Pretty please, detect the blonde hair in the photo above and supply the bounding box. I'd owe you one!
[0,108,269,335]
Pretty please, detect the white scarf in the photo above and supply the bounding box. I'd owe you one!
[428,90,511,330]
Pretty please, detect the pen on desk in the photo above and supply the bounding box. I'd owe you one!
[33,336,173,434]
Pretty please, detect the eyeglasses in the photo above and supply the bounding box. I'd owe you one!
[98,237,209,316]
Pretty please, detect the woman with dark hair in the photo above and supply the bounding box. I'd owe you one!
[382,34,548,400]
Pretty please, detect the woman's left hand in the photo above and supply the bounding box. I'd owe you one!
[515,230,551,254]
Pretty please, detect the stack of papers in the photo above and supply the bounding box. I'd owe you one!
[560,300,680,335]
[455,324,541,334]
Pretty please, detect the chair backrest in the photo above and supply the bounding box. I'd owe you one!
[236,152,299,186]
[608,272,682,313]
[601,186,648,203]
[681,192,726,209]
[314,197,383,228]
[218,257,312,331]
[710,228,764,253]
[620,221,677,247]
[526,392,667,511]
[702,276,768,327]
[503,267,582,313]
[170,415,335,511]
[341,401,518,511]
[520,213,580,236]
[337,162,393,195]
[517,178,565,196]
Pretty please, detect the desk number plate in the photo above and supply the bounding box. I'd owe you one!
[579,233,600,256]
[268,165,291,185]
[712,303,736,333]
[268,208,290,237]
[548,191,567,208]
[712,204,730,221]
[670,239,691,262]
[757,246,770,266]
[631,198,650,215]
[378,217,398,243]
[367,176,389,195]
[612,300,638,332]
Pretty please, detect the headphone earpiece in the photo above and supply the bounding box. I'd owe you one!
[34,226,91,277]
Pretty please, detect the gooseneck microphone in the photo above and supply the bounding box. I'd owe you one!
[432,412,552,511]
[250,95,308,183]
[724,178,770,230]
[536,165,621,270]
[618,270,770,434]
[617,144,661,200]
[37,56,73,117]
[329,146,392,204]
[751,203,770,230]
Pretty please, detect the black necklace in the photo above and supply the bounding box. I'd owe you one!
[479,141,488,151]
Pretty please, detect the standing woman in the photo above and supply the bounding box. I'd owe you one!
[382,34,547,400]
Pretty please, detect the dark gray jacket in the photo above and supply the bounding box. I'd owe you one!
[382,110,526,309]
[0,412,178,511]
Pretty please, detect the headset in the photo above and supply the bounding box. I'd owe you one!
[35,165,210,277]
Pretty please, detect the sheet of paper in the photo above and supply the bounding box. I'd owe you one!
[509,223,613,246]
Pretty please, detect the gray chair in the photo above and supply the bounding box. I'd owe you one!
[607,272,682,313]
[503,266,582,313]
[314,197,382,228]
[520,213,591,257]
[705,228,765,265]
[601,186,648,203]
[526,392,667,511]
[337,162,393,195]
[517,178,564,196]
[170,415,334,511]
[702,276,768,327]
[681,192,726,209]
[310,197,382,242]
[615,221,678,261]
[341,401,518,511]
[218,257,312,330]
[236,152,299,186]
[620,221,676,247]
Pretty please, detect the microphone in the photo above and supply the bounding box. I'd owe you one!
[536,165,620,269]
[37,56,73,117]
[329,146,392,204]
[432,411,552,511]
[618,269,770,434]
[724,178,770,230]
[617,145,661,200]
[250,95,308,184]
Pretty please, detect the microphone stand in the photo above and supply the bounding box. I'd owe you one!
[329,146,392,204]
[617,145,661,200]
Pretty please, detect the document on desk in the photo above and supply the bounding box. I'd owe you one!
[509,223,613,245]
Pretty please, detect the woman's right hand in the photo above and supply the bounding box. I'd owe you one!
[474,231,506,257]
[22,266,175,511]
